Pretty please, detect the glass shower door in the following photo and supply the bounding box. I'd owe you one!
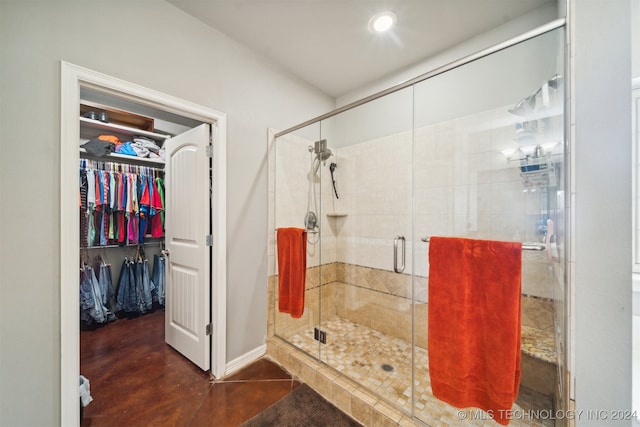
[272,121,323,361]
[412,27,566,425]
[316,87,416,412]
[271,25,566,425]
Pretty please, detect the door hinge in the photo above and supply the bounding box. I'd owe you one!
[206,145,213,158]
[206,323,213,336]
[205,235,213,246]
[313,327,327,344]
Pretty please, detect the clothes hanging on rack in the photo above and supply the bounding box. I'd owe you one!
[116,257,136,313]
[136,255,154,313]
[97,261,116,315]
[80,264,106,324]
[115,247,165,314]
[153,177,165,237]
[152,254,166,306]
[79,159,165,247]
[79,159,166,326]
[79,259,117,326]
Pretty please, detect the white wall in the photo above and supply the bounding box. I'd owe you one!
[632,2,640,422]
[0,1,333,425]
[571,0,633,424]
[634,0,640,79]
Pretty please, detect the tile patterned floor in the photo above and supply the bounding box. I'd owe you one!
[289,316,554,426]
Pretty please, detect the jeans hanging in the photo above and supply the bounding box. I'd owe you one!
[116,257,155,314]
[137,257,155,313]
[116,258,137,313]
[152,254,166,306]
[80,265,109,325]
[134,259,145,313]
[97,263,117,322]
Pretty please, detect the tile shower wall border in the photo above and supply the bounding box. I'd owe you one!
[291,260,553,304]
[297,262,428,302]
[271,262,557,361]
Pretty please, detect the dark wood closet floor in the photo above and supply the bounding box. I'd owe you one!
[80,310,300,427]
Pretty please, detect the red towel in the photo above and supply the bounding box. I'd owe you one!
[277,228,307,318]
[428,237,522,425]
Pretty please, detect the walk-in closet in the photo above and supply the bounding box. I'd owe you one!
[61,64,228,423]
[79,98,172,329]
[77,85,212,336]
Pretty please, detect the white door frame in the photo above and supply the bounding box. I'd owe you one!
[60,61,227,427]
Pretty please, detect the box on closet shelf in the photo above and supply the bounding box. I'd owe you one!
[80,101,155,132]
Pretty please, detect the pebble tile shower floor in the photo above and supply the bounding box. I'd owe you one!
[289,316,553,426]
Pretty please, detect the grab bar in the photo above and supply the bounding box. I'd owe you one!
[420,236,546,252]
[394,235,406,273]
[522,243,546,251]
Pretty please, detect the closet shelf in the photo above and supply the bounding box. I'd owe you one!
[80,148,165,165]
[80,116,171,141]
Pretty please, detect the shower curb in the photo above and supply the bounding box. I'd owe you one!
[266,336,419,427]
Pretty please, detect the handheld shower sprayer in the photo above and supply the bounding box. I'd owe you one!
[305,140,334,237]
[329,162,339,199]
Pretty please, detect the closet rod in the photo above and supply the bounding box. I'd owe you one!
[82,241,163,250]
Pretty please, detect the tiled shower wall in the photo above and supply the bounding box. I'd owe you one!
[270,130,337,271]
[270,105,563,300]
[270,263,427,349]
[269,262,555,356]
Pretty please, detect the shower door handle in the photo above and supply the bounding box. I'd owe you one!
[393,235,405,273]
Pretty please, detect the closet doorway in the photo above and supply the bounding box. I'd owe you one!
[60,62,227,426]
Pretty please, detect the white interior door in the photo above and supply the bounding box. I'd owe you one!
[164,123,211,371]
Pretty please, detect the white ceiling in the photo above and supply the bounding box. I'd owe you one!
[167,0,554,98]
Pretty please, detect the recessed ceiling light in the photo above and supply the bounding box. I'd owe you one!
[369,11,397,33]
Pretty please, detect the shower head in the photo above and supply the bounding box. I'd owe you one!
[314,139,332,157]
[312,139,333,174]
[316,147,333,162]
[312,152,333,174]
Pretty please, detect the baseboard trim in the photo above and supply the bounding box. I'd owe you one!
[224,344,267,377]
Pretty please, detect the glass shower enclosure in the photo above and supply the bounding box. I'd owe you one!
[271,25,566,425]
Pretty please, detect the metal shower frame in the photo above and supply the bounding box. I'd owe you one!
[274,18,566,139]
